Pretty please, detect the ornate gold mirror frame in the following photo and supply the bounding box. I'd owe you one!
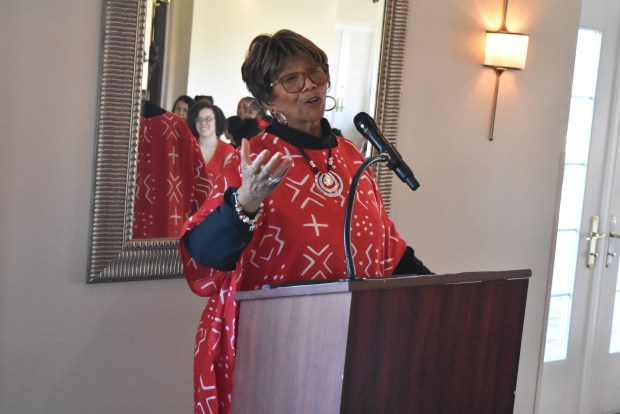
[87,0,410,283]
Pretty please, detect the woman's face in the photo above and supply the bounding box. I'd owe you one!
[237,99,254,119]
[268,56,328,134]
[195,108,217,139]
[173,101,189,121]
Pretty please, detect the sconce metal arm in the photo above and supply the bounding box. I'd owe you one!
[488,67,506,141]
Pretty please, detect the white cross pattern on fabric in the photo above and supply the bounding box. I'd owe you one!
[280,145,304,166]
[303,213,329,236]
[167,173,182,203]
[168,145,179,164]
[302,244,334,279]
[170,207,182,225]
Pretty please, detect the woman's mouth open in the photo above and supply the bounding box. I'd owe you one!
[305,96,322,107]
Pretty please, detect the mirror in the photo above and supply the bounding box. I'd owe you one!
[143,0,384,150]
[135,0,385,241]
[87,0,410,283]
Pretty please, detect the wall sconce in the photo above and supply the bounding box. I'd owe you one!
[484,0,529,141]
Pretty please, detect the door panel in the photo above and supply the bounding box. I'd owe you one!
[325,23,378,150]
[539,0,620,411]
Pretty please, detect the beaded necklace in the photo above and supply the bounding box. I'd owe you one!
[297,145,343,197]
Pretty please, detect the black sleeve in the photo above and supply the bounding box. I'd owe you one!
[393,246,433,276]
[182,188,255,271]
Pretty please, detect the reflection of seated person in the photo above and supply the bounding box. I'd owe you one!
[187,101,235,176]
[179,29,432,413]
[133,101,212,239]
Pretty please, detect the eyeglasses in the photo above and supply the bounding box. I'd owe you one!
[270,65,329,93]
[195,116,215,123]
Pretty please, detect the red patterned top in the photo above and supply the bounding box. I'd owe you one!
[180,130,407,414]
[133,112,212,239]
[206,139,235,177]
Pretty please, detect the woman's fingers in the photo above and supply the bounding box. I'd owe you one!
[239,141,291,194]
[240,139,251,167]
[241,139,268,174]
[238,140,294,211]
[269,155,292,181]
[250,150,270,175]
[261,152,287,176]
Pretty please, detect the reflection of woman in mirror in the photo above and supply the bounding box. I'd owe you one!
[171,95,195,121]
[133,100,212,239]
[187,101,235,176]
[236,96,257,118]
[237,96,271,130]
[179,29,432,413]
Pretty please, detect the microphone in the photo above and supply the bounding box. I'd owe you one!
[354,112,420,191]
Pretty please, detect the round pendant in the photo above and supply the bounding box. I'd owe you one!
[322,174,334,186]
[315,171,343,197]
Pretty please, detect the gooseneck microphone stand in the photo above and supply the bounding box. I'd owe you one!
[344,153,390,280]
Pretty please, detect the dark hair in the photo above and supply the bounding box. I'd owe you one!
[172,95,195,112]
[229,118,261,147]
[241,29,328,105]
[187,101,226,138]
[226,115,242,134]
[331,128,343,137]
[194,95,214,105]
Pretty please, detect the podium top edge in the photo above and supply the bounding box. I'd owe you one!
[234,269,532,301]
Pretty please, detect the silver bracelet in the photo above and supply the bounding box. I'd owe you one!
[232,190,263,231]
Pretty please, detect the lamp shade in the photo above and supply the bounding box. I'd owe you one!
[484,32,529,70]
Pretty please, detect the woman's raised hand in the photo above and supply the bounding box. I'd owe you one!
[236,138,292,212]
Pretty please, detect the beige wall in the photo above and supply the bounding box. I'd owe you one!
[0,0,581,413]
[0,1,203,413]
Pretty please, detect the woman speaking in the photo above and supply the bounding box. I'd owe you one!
[180,29,431,413]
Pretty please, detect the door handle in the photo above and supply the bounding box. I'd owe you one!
[587,214,605,268]
[336,98,344,112]
[607,215,619,267]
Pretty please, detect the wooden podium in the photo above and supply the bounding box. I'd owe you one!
[232,270,530,413]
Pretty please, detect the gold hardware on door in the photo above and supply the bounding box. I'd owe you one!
[336,98,344,112]
[587,214,605,268]
[608,215,619,267]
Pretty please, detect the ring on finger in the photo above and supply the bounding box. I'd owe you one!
[267,176,282,186]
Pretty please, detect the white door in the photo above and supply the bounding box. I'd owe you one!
[325,23,379,150]
[539,0,620,412]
